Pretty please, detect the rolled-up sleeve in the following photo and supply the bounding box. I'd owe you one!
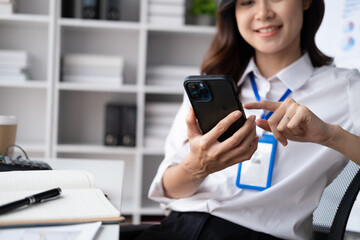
[348,69,360,135]
[148,94,191,206]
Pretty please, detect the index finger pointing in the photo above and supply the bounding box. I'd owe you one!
[244,101,281,112]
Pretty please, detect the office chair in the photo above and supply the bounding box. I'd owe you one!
[121,161,360,240]
[312,161,360,240]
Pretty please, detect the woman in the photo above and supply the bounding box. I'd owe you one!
[141,0,360,239]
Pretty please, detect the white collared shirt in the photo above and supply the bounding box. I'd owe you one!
[148,53,360,240]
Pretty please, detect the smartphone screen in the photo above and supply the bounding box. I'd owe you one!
[184,75,247,142]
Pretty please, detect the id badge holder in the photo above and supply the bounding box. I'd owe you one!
[236,134,277,191]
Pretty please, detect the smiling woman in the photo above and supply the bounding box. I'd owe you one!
[235,0,306,78]
[201,0,332,82]
[136,0,360,239]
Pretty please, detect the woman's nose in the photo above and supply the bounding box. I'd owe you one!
[254,1,275,21]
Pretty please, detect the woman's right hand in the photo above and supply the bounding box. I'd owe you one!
[180,107,259,179]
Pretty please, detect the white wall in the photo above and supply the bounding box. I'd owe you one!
[316,0,360,69]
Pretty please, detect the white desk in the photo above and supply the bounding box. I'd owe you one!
[96,224,120,240]
[48,158,125,240]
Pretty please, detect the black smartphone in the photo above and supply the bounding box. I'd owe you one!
[184,75,247,142]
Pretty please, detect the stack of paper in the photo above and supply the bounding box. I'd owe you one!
[0,50,29,82]
[0,0,17,14]
[146,65,199,86]
[0,222,102,240]
[148,0,185,27]
[144,102,181,148]
[62,54,124,85]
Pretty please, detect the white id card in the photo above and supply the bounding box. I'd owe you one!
[236,134,277,191]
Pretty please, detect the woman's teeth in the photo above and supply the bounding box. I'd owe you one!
[258,27,279,33]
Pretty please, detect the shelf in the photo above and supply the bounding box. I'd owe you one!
[144,85,184,95]
[120,199,135,215]
[56,144,137,155]
[140,207,164,216]
[142,148,164,156]
[58,82,138,93]
[59,18,140,31]
[0,13,49,24]
[141,198,164,215]
[0,0,216,225]
[147,24,215,35]
[0,80,48,89]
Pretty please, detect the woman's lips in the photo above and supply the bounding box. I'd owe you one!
[255,25,282,37]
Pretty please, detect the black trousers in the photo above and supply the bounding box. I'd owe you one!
[135,211,284,240]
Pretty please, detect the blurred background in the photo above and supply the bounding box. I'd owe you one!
[0,0,359,237]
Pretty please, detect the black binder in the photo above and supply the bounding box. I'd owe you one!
[106,0,120,20]
[104,104,136,147]
[62,0,75,18]
[82,0,100,19]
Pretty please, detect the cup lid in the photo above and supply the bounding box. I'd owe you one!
[0,115,17,125]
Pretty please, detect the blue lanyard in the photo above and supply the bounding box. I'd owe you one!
[249,72,292,120]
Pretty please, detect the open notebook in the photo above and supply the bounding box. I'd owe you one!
[0,170,125,227]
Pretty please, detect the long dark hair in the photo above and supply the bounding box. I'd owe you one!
[201,0,333,83]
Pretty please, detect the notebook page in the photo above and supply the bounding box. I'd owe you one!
[0,170,96,192]
[0,189,120,225]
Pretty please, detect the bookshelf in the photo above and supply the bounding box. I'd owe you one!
[0,0,215,224]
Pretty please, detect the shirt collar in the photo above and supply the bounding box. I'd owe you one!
[237,52,314,91]
[238,58,257,86]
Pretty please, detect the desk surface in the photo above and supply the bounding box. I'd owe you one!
[96,224,120,240]
[0,158,124,240]
[49,158,124,240]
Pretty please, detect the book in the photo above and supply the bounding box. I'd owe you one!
[147,0,185,26]
[149,0,184,4]
[148,15,184,26]
[0,63,27,70]
[61,53,124,85]
[62,65,123,78]
[145,102,181,115]
[146,65,199,86]
[148,4,185,16]
[0,73,27,81]
[0,50,28,64]
[0,1,14,14]
[62,75,123,85]
[146,65,199,76]
[0,170,124,227]
[145,124,172,137]
[63,54,124,68]
[144,135,167,148]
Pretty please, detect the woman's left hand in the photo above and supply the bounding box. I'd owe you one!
[244,98,332,146]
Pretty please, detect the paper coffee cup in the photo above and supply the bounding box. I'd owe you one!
[0,115,17,157]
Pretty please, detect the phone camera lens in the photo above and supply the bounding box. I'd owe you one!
[199,88,209,95]
[192,92,201,99]
[188,83,198,91]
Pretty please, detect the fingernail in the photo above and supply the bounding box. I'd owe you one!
[234,111,241,117]
[249,115,256,122]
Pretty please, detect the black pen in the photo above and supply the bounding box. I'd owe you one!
[0,187,62,215]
